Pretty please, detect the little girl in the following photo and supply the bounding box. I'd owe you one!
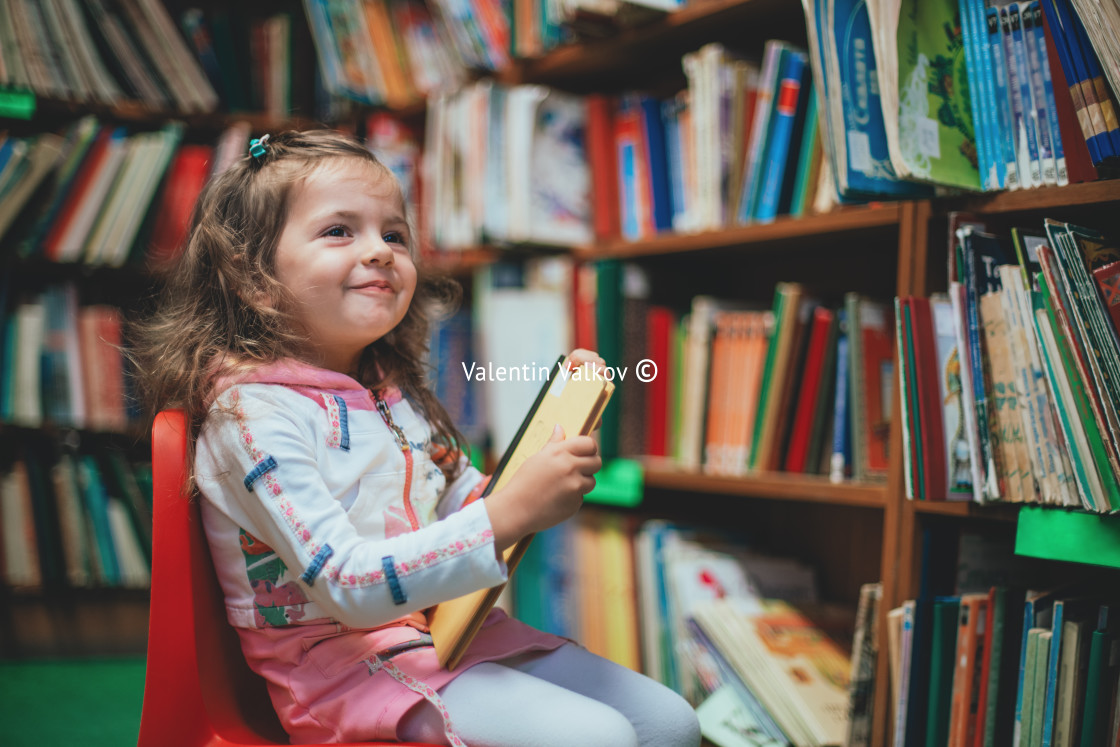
[133,130,699,747]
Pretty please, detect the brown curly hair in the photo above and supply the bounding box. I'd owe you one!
[130,129,465,475]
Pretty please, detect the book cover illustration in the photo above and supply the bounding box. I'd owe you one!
[896,0,982,189]
[825,0,932,197]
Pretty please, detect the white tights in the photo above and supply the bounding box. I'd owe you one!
[396,643,701,747]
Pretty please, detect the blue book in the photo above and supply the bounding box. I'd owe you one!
[1027,1,1068,184]
[830,312,850,482]
[1015,589,1059,747]
[960,0,995,189]
[1038,0,1106,166]
[77,454,121,586]
[617,98,642,241]
[1063,0,1120,155]
[787,87,820,218]
[1045,0,1117,162]
[1041,597,1094,747]
[753,51,807,223]
[1009,4,1044,186]
[638,96,673,233]
[661,98,688,232]
[1022,4,1058,184]
[987,6,1021,188]
[971,0,1005,189]
[819,0,932,199]
[738,41,790,223]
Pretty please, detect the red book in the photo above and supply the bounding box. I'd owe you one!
[1040,7,1098,184]
[972,587,998,746]
[645,305,675,457]
[910,297,948,501]
[573,262,598,352]
[147,144,213,266]
[784,306,835,472]
[1093,261,1120,338]
[949,593,988,747]
[41,128,112,261]
[586,94,619,242]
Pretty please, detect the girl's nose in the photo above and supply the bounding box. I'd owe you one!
[361,235,394,265]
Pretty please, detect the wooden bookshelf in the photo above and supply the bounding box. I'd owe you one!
[505,0,804,90]
[947,178,1120,214]
[583,203,904,259]
[1,95,334,133]
[643,463,888,507]
[909,499,1022,521]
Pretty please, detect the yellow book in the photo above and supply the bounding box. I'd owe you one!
[430,356,615,669]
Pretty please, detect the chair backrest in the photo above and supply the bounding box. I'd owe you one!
[138,410,433,746]
[138,409,290,746]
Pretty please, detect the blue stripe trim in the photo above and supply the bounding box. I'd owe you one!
[333,394,350,451]
[381,556,407,605]
[300,544,334,586]
[243,456,278,491]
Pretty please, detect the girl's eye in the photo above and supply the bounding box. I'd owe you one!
[324,225,350,238]
[383,231,407,245]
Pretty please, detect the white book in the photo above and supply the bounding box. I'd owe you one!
[106,498,150,588]
[106,129,180,266]
[12,301,46,428]
[81,134,148,264]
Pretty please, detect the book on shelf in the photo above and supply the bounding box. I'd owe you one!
[691,598,854,747]
[429,353,614,670]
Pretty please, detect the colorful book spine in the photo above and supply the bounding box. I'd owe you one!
[829,315,850,483]
[1021,3,1058,185]
[1009,4,1044,186]
[753,50,806,224]
[987,7,1021,189]
[1027,1,1068,185]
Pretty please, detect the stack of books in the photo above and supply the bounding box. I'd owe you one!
[897,215,1120,511]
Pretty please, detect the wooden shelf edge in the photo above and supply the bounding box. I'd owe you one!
[942,178,1120,214]
[506,0,796,84]
[583,203,904,259]
[642,463,887,507]
[909,499,1022,520]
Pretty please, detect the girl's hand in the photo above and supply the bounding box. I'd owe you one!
[485,424,601,553]
[566,348,606,375]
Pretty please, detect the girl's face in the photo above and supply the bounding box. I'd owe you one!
[273,159,417,374]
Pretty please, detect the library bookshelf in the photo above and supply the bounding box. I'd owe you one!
[1,1,1118,745]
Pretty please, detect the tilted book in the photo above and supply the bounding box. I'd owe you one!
[430,356,614,669]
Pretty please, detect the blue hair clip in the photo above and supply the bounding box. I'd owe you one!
[249,134,270,160]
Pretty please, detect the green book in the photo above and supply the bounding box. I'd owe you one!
[1034,277,1120,510]
[1080,623,1116,747]
[1030,631,1052,747]
[902,300,926,499]
[1022,628,1043,747]
[748,283,803,471]
[788,89,820,218]
[926,596,960,746]
[595,260,622,460]
[982,587,1006,747]
[895,0,982,189]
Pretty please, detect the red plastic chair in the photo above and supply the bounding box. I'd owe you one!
[138,410,432,746]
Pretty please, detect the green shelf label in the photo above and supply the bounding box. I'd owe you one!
[1015,506,1120,569]
[585,458,643,508]
[0,89,35,120]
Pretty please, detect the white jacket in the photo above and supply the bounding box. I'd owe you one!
[194,359,508,631]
